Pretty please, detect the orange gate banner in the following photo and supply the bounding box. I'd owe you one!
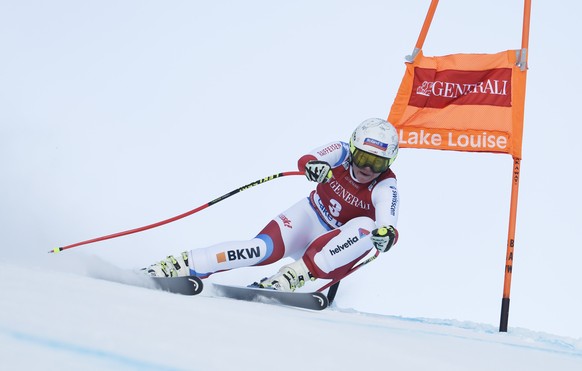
[388,50,527,159]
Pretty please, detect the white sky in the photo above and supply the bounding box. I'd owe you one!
[1,1,581,339]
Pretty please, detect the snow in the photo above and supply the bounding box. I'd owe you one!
[1,257,581,371]
[2,1,582,368]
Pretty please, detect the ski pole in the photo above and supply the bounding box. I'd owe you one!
[50,171,304,253]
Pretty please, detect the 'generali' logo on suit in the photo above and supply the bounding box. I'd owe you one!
[409,67,512,108]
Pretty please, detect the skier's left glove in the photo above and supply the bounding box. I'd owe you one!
[304,160,332,183]
[371,226,397,253]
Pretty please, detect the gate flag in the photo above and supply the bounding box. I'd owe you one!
[391,0,531,333]
[388,49,527,159]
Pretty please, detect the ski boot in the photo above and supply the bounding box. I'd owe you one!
[144,251,191,277]
[258,259,315,292]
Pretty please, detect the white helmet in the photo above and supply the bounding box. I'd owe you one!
[349,118,399,172]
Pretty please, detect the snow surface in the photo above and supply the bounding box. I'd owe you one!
[2,1,582,366]
[1,256,581,371]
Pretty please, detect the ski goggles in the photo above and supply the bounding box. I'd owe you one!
[351,148,391,173]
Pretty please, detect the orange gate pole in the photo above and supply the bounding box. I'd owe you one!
[406,0,439,62]
[499,0,531,333]
[500,158,522,332]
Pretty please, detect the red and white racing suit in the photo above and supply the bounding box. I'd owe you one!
[189,141,399,281]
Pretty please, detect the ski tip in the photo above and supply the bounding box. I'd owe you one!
[149,275,204,296]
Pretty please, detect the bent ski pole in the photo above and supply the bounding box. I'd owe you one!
[50,171,304,253]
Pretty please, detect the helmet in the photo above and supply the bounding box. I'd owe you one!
[349,118,399,173]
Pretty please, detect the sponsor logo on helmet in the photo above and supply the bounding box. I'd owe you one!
[216,247,261,263]
[363,137,388,151]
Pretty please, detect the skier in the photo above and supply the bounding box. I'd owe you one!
[145,118,400,292]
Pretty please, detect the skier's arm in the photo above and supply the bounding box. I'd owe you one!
[297,141,350,171]
[297,141,350,183]
[371,178,400,251]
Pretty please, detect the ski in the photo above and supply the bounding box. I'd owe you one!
[212,283,328,310]
[149,275,204,296]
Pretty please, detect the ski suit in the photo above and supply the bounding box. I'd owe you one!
[189,141,399,281]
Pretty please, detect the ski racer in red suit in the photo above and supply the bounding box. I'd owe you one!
[146,118,400,292]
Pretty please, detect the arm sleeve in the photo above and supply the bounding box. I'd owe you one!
[371,177,400,229]
[297,141,350,171]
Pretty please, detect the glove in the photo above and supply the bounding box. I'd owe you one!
[304,160,332,183]
[371,226,397,253]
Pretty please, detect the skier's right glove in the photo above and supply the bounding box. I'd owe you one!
[304,160,332,183]
[371,226,397,253]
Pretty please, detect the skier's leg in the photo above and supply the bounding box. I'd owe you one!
[257,217,374,292]
[145,198,326,278]
[302,216,376,281]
